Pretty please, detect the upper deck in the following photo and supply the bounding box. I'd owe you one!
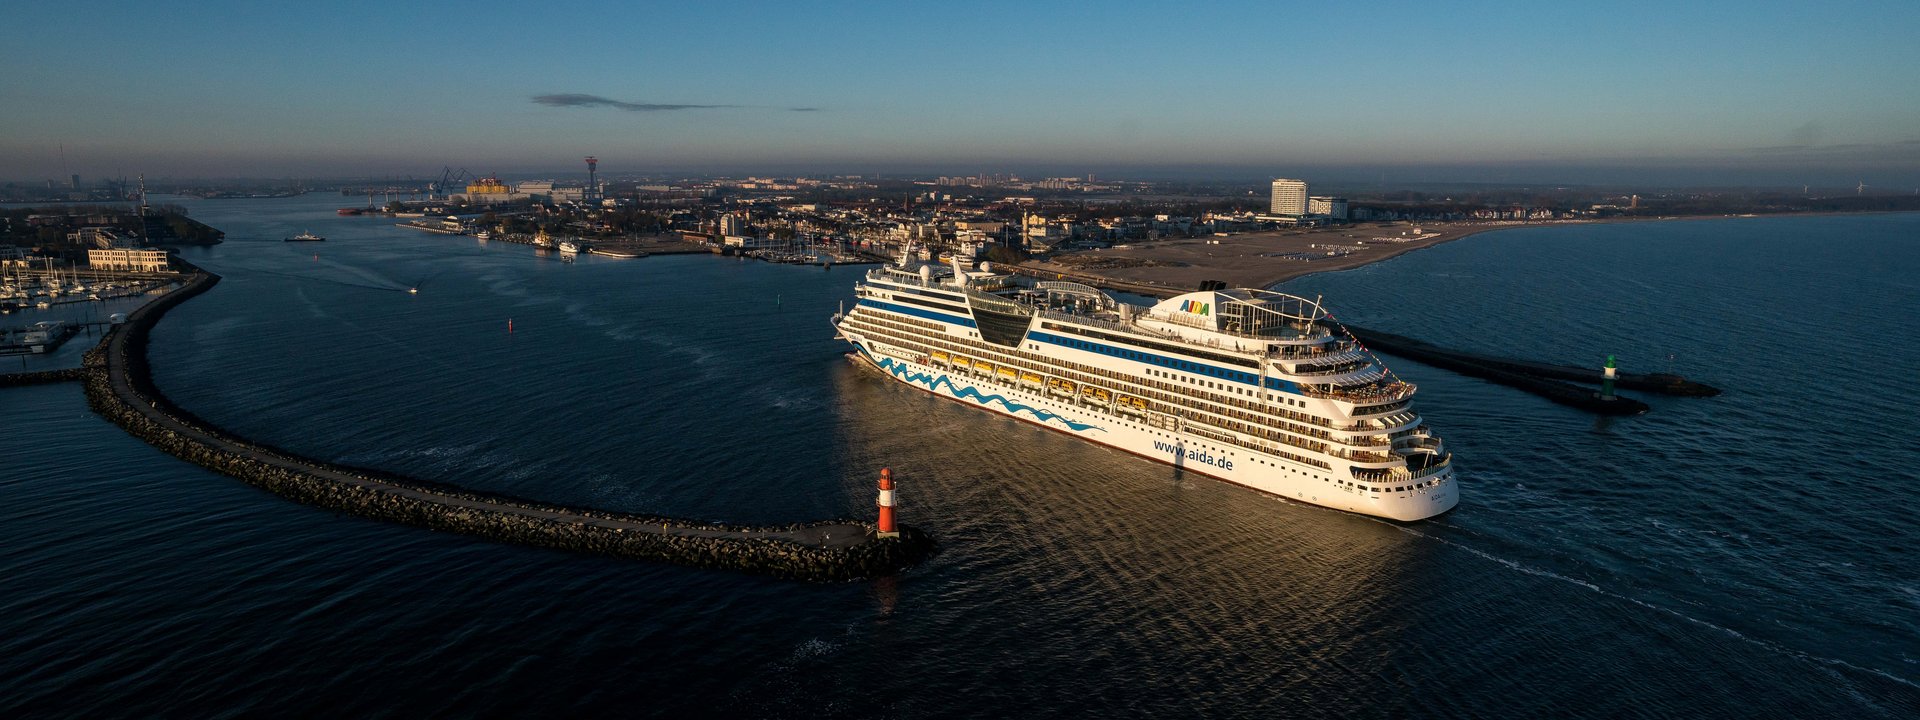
[861,263,1354,360]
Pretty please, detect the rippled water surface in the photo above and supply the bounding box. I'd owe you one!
[2,198,1914,718]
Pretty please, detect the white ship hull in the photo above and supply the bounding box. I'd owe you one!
[836,260,1458,522]
[850,343,1457,521]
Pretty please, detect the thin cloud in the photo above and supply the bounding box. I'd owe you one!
[1736,140,1920,156]
[532,93,734,111]
[532,93,823,113]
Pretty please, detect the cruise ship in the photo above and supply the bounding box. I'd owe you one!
[831,255,1457,521]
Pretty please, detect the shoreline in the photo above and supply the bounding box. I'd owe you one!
[1021,210,1917,296]
[1263,209,1920,288]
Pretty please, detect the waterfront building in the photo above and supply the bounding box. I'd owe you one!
[1269,179,1309,216]
[1308,196,1349,220]
[722,235,780,250]
[88,248,170,273]
[516,180,555,200]
[463,175,516,204]
[69,227,134,249]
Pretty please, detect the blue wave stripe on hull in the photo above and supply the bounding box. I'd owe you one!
[875,357,1106,433]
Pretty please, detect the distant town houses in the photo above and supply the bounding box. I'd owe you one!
[16,166,1794,290]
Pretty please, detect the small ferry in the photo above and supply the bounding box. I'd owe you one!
[284,231,325,242]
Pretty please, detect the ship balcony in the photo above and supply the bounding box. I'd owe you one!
[1394,436,1445,455]
[1270,340,1358,360]
[1286,358,1373,377]
[1404,451,1452,478]
[1342,433,1393,448]
[1335,412,1420,435]
[1274,346,1365,366]
[1334,449,1401,468]
[1300,380,1416,405]
[1387,422,1430,439]
[1352,453,1451,482]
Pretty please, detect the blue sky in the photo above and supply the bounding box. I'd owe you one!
[3,0,1917,186]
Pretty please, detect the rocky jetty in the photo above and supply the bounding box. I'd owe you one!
[74,263,935,581]
[0,368,85,386]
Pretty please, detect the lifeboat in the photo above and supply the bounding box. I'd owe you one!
[1082,385,1111,404]
[931,350,950,364]
[1048,378,1076,396]
[973,359,996,373]
[997,366,1019,379]
[1116,395,1147,414]
[1019,371,1043,387]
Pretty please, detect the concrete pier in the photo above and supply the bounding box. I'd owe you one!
[1337,325,1653,415]
[71,263,934,581]
[1341,325,1720,398]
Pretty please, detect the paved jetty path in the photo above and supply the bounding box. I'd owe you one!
[72,265,931,579]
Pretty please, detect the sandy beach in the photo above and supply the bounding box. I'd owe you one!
[1015,221,1565,296]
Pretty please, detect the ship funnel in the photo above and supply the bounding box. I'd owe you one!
[950,252,968,287]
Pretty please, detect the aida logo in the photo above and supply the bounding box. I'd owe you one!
[1180,300,1211,315]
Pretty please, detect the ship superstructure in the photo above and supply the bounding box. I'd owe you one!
[831,256,1457,521]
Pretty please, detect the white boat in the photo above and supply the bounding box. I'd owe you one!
[557,240,581,254]
[475,230,492,241]
[832,255,1458,521]
[285,231,326,242]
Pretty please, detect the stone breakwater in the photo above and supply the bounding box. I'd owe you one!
[0,368,85,386]
[75,263,934,581]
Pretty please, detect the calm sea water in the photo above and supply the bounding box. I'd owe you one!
[2,198,1915,718]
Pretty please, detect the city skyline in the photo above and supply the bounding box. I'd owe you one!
[4,0,1918,187]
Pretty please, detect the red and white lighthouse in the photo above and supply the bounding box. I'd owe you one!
[877,468,899,538]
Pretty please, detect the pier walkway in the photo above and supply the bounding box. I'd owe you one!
[74,264,930,580]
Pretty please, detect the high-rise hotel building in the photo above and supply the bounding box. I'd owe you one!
[1269,179,1309,216]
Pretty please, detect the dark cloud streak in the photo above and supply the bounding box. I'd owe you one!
[532,93,734,111]
[532,93,823,113]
